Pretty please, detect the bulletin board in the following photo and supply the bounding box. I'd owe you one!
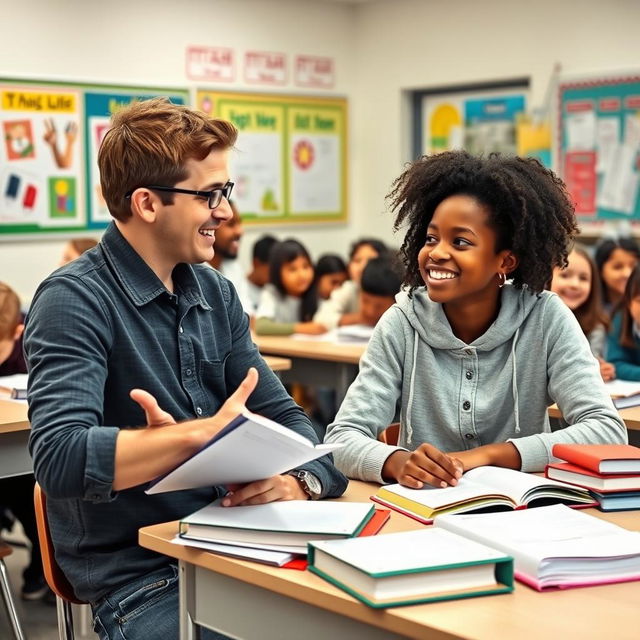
[557,73,640,221]
[195,90,347,224]
[0,78,188,239]
[412,79,531,161]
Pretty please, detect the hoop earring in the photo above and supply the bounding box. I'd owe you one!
[497,272,506,288]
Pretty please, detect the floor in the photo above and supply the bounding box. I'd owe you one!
[1,524,96,639]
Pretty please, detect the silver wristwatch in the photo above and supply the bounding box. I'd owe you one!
[287,470,322,500]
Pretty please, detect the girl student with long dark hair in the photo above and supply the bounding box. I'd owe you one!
[594,237,640,315]
[549,245,615,381]
[255,239,327,335]
[325,151,626,488]
[607,265,640,381]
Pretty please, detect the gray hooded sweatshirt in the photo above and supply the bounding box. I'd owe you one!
[324,284,627,482]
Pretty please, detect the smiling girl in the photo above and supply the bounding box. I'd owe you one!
[550,245,614,381]
[325,152,627,488]
[255,239,327,335]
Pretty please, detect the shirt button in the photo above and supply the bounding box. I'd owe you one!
[462,401,471,410]
[465,348,473,355]
[196,407,203,416]
[465,433,475,440]
[186,368,192,376]
[179,326,184,334]
[466,370,473,380]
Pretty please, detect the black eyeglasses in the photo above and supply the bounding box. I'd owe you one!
[125,181,234,210]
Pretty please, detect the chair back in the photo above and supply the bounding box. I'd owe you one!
[378,422,400,446]
[33,483,85,605]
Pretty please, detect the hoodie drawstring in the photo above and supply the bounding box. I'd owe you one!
[511,327,521,433]
[405,328,420,446]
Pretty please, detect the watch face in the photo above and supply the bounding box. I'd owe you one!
[303,471,322,496]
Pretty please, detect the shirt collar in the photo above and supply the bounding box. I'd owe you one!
[100,222,212,310]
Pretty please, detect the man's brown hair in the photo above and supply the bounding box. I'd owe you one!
[0,282,21,340]
[98,97,237,221]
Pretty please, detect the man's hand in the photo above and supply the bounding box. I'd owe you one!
[130,388,176,427]
[222,474,307,506]
[382,444,463,489]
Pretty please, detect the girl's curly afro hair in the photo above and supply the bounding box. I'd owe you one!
[388,151,578,294]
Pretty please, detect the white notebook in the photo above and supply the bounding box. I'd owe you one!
[146,411,341,494]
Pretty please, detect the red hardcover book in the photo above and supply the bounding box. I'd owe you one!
[546,462,640,492]
[552,444,640,475]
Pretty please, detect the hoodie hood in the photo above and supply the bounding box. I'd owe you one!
[395,283,541,351]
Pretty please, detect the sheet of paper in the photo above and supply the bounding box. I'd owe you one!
[566,111,596,151]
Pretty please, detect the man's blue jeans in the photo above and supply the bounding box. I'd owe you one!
[91,564,229,640]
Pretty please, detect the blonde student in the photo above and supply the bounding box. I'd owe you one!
[549,245,615,381]
[314,238,387,329]
[59,237,98,266]
[325,151,626,488]
[255,239,327,335]
[607,265,640,381]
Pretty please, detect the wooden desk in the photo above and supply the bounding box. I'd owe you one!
[139,481,640,640]
[262,355,292,373]
[0,399,30,479]
[549,403,640,446]
[254,335,366,404]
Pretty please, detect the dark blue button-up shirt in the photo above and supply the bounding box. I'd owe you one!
[25,222,347,603]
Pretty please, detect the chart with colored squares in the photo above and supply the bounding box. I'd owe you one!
[557,74,640,221]
[0,78,188,238]
[197,90,347,224]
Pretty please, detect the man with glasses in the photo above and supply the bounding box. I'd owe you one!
[24,98,347,640]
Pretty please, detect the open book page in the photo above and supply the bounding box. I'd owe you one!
[434,504,640,584]
[604,379,640,398]
[462,466,591,505]
[146,411,342,494]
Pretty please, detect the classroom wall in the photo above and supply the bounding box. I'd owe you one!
[2,0,640,302]
[0,0,358,302]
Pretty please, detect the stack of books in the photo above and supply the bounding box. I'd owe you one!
[546,444,640,511]
[604,379,640,409]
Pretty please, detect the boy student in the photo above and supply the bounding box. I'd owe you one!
[24,98,347,640]
[0,282,49,601]
[247,233,278,311]
[359,255,403,326]
[325,152,626,487]
[207,199,253,314]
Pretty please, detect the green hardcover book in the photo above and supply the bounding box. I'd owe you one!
[308,528,513,608]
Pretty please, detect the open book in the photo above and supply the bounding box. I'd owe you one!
[0,373,28,400]
[146,411,342,494]
[372,466,595,524]
[434,504,640,590]
[604,379,640,409]
[308,528,513,608]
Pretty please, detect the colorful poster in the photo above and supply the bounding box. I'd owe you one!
[558,76,640,220]
[202,94,284,216]
[464,96,525,155]
[0,84,83,230]
[288,106,342,215]
[199,91,347,224]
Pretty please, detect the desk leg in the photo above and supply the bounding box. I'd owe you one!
[336,364,353,407]
[179,561,197,640]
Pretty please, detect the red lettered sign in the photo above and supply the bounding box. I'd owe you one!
[186,46,235,82]
[294,55,334,89]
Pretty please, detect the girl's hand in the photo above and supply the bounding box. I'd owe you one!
[294,321,327,335]
[598,358,615,382]
[382,445,463,488]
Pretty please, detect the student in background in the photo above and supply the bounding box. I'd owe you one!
[246,234,278,312]
[207,199,253,314]
[314,238,388,329]
[549,245,615,381]
[255,239,326,335]
[59,237,98,266]
[594,237,640,315]
[24,99,346,639]
[358,255,403,326]
[325,151,626,487]
[607,265,640,381]
[0,282,48,601]
[315,253,348,300]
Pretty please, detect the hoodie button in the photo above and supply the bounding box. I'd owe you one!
[466,370,473,380]
[462,401,471,410]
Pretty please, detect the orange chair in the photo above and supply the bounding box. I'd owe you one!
[34,483,86,640]
[378,422,400,446]
[0,540,25,640]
